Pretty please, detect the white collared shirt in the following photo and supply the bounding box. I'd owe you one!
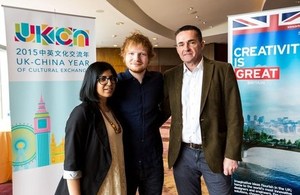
[181,59,203,144]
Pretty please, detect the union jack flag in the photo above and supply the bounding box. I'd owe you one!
[232,10,300,35]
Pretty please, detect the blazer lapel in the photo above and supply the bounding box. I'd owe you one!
[174,65,183,96]
[200,57,214,114]
[94,108,110,152]
[167,65,183,121]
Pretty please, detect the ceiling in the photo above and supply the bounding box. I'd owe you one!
[1,0,299,48]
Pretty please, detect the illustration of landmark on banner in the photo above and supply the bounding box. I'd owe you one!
[12,95,64,171]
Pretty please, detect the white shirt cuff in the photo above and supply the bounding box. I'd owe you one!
[63,170,82,179]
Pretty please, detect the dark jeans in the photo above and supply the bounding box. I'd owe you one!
[173,146,232,195]
[126,163,164,195]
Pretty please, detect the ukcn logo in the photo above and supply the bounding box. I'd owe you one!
[14,22,90,47]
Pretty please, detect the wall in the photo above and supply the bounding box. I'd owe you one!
[96,43,228,73]
[96,47,182,73]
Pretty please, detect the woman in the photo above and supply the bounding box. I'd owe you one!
[55,61,126,195]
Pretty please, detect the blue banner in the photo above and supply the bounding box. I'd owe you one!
[228,6,300,195]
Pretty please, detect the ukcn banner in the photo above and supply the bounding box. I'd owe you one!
[4,6,95,195]
[228,6,300,195]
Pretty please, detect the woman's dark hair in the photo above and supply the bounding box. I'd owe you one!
[79,61,117,103]
[175,25,203,42]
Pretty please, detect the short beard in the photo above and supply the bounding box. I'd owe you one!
[128,67,146,74]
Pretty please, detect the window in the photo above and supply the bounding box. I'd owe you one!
[0,47,11,131]
[0,6,11,131]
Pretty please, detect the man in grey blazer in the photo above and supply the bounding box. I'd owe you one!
[162,25,244,195]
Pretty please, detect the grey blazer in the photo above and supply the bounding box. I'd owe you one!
[162,56,244,173]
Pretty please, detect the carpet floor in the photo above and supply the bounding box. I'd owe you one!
[0,182,12,195]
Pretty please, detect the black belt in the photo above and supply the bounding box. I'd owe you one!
[182,142,202,150]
